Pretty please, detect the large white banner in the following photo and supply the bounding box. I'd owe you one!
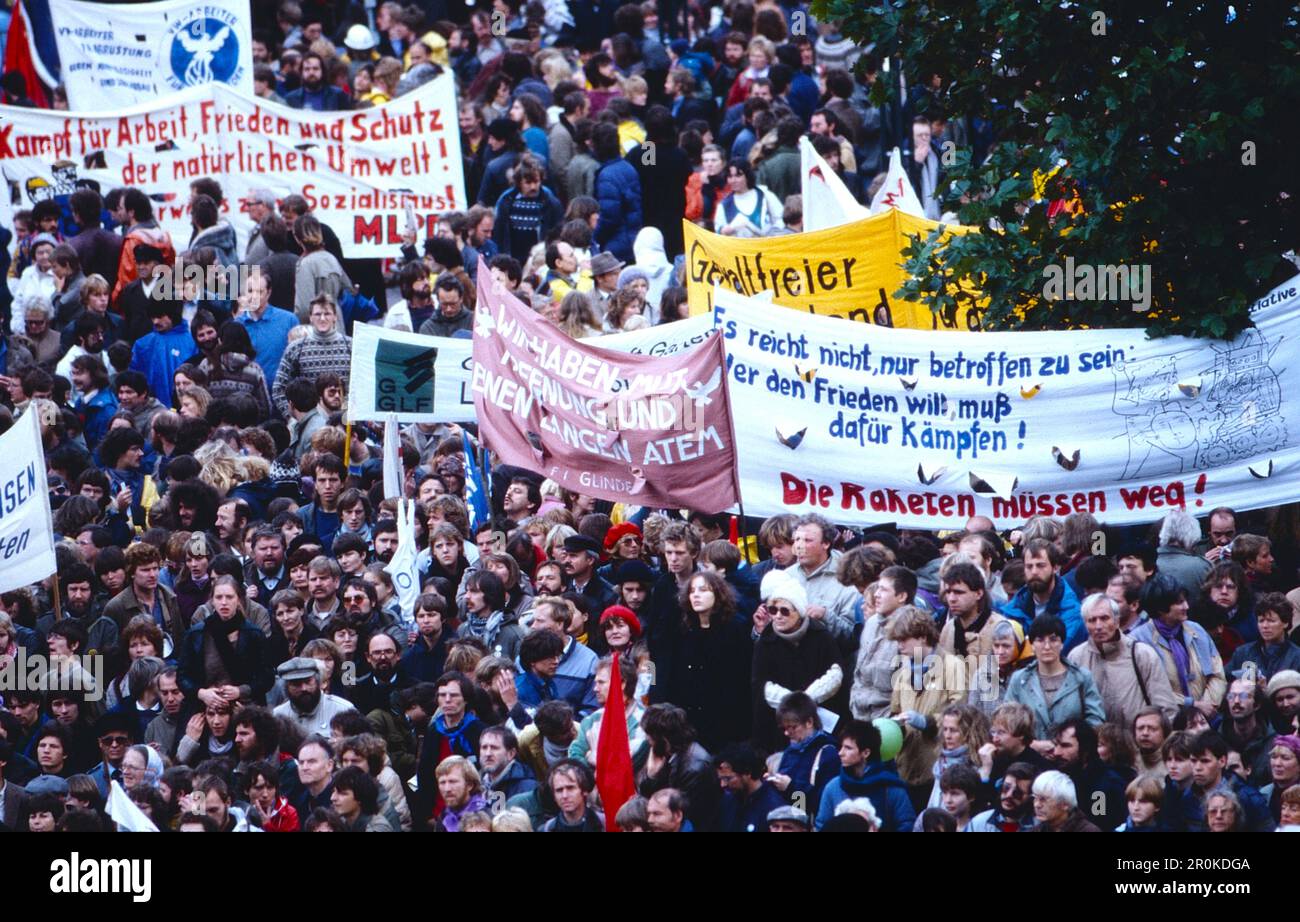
[0,76,465,258]
[0,410,56,593]
[348,315,715,423]
[51,0,254,109]
[714,278,1300,528]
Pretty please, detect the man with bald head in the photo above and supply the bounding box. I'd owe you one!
[966,515,996,534]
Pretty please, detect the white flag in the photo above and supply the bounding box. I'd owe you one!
[107,780,159,832]
[800,136,869,231]
[383,499,420,626]
[0,409,57,594]
[869,147,926,217]
[382,414,403,500]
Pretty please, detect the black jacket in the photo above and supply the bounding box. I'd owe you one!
[749,619,842,752]
[638,742,721,831]
[176,620,274,703]
[654,616,752,752]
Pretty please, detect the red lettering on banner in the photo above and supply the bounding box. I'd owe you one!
[354,215,382,245]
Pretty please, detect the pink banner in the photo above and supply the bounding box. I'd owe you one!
[471,264,740,512]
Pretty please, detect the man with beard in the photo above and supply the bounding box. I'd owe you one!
[144,668,187,757]
[341,579,406,653]
[285,53,351,111]
[1048,717,1128,833]
[316,373,345,416]
[245,527,288,603]
[168,479,220,534]
[1001,539,1084,652]
[56,314,106,388]
[349,632,414,717]
[479,725,539,803]
[232,705,299,800]
[562,535,618,616]
[272,657,357,738]
[969,762,1040,831]
[372,519,399,565]
[35,563,118,654]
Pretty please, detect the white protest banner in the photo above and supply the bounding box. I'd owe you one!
[800,136,869,232]
[347,314,716,423]
[869,147,925,217]
[348,323,475,423]
[713,278,1300,529]
[51,0,253,109]
[0,75,465,257]
[0,410,56,593]
[213,80,465,256]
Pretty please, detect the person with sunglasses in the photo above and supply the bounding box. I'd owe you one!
[750,571,844,753]
[86,711,136,799]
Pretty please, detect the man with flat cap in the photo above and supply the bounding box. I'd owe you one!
[767,804,812,832]
[563,534,618,615]
[271,657,356,738]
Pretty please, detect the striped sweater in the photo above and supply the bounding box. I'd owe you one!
[272,328,352,416]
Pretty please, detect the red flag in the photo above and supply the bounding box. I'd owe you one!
[595,651,637,831]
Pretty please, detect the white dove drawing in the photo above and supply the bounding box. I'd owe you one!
[473,308,496,338]
[178,24,231,87]
[684,366,722,406]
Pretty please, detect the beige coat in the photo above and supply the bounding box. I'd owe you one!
[938,611,1009,689]
[890,651,968,787]
[1067,633,1180,727]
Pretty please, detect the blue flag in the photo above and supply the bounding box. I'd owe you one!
[463,429,490,529]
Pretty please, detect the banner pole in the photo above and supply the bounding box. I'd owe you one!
[343,420,353,469]
[52,576,64,622]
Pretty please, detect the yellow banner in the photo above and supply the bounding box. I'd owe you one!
[684,209,982,331]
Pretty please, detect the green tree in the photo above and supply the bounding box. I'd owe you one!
[814,0,1299,337]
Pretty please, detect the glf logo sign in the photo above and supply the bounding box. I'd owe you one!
[376,340,438,413]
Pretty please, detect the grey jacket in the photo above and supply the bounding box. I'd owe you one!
[788,550,858,642]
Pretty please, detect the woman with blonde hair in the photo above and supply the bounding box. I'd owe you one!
[555,290,603,339]
[177,385,210,419]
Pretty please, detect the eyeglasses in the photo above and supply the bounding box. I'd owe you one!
[766,604,796,618]
[101,735,130,745]
[619,536,642,545]
[1226,692,1253,702]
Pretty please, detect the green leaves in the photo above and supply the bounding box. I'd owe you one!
[838,0,1298,338]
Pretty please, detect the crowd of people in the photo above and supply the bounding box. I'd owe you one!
[0,1,1297,835]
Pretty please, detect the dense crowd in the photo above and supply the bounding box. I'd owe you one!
[0,1,1298,834]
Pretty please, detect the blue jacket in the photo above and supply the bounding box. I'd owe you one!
[76,387,119,454]
[284,85,351,111]
[717,780,786,832]
[1001,576,1085,653]
[128,319,191,408]
[593,157,643,263]
[1180,774,1274,832]
[816,761,915,831]
[775,729,839,815]
[515,637,599,718]
[1225,638,1300,682]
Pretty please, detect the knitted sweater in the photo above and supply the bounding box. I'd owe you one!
[272,328,352,416]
